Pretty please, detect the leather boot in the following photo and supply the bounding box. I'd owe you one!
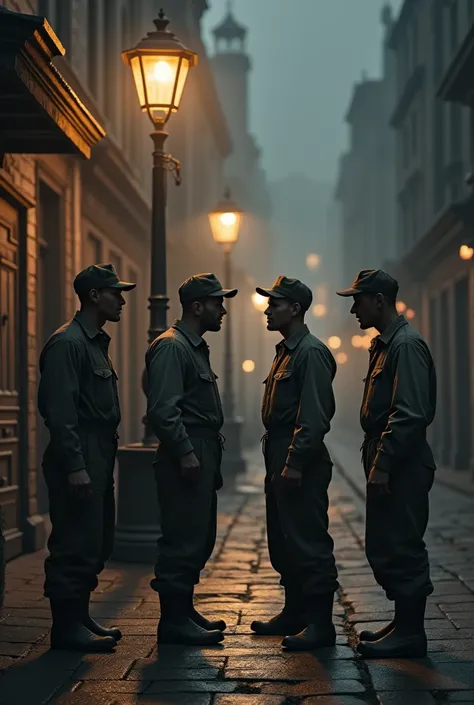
[357,597,427,659]
[82,594,123,641]
[188,589,227,632]
[359,619,395,642]
[282,593,336,651]
[158,592,224,646]
[251,585,306,636]
[50,599,117,652]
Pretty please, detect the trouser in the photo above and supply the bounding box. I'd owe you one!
[263,434,339,599]
[150,433,223,595]
[43,429,118,600]
[363,437,435,600]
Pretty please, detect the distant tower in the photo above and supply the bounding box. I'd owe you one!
[211,1,251,144]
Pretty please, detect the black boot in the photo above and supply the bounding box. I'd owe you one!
[158,592,224,646]
[357,597,427,659]
[50,599,117,652]
[188,589,227,632]
[82,594,123,641]
[251,585,306,636]
[282,593,336,651]
[359,619,395,642]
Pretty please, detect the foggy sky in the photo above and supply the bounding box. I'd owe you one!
[203,0,403,184]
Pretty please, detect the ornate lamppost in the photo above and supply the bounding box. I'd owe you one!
[208,189,246,474]
[114,10,197,561]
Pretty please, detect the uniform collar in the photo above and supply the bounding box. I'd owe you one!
[73,310,110,341]
[173,320,205,348]
[378,315,408,346]
[278,324,310,351]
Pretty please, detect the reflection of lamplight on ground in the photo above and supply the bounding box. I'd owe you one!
[352,335,363,348]
[242,359,255,373]
[328,336,342,350]
[406,308,416,320]
[251,292,267,312]
[459,245,474,260]
[312,304,327,318]
[306,253,320,271]
[396,301,407,313]
[335,352,348,365]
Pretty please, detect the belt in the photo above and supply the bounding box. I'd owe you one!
[264,425,295,437]
[186,427,225,448]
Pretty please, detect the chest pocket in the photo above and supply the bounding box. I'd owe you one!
[92,368,116,411]
[271,368,299,410]
[198,371,220,412]
[365,366,388,411]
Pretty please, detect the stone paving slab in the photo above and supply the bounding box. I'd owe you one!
[0,444,474,704]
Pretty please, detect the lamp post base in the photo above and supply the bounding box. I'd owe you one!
[222,418,246,477]
[113,443,161,563]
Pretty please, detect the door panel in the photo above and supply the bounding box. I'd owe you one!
[0,198,22,559]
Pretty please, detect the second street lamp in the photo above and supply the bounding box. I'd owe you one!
[209,189,246,474]
[114,10,197,561]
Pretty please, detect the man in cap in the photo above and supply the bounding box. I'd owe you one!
[146,273,237,645]
[250,275,339,651]
[38,263,135,651]
[337,269,436,658]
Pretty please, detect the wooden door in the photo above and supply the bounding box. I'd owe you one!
[0,198,22,559]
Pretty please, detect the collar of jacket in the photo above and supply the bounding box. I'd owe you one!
[173,319,206,348]
[378,315,408,346]
[277,324,310,351]
[73,310,110,341]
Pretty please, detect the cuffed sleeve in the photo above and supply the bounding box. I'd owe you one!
[373,340,435,473]
[146,341,193,456]
[285,347,336,472]
[37,339,86,474]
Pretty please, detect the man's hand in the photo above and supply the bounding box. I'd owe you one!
[367,467,390,497]
[68,468,92,499]
[179,451,200,480]
[281,465,303,489]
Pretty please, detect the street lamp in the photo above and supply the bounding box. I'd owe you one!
[306,253,320,271]
[208,188,246,474]
[114,10,197,562]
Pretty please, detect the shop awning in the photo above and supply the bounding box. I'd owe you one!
[438,23,474,108]
[0,6,105,159]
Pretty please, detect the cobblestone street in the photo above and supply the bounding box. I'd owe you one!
[1,436,474,705]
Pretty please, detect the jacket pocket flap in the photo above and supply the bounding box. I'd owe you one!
[199,372,214,382]
[93,368,113,379]
[274,370,292,380]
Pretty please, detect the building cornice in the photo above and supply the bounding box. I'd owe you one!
[345,80,381,124]
[387,0,419,50]
[437,22,474,108]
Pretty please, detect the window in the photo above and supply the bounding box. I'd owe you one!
[88,0,100,97]
[85,233,102,265]
[450,104,462,161]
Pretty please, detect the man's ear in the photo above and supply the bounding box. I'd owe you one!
[192,300,203,316]
[375,292,385,307]
[292,301,302,317]
[89,288,100,304]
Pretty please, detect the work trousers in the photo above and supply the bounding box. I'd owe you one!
[150,434,222,595]
[264,434,339,599]
[43,429,117,600]
[363,437,434,601]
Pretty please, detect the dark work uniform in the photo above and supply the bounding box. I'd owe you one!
[146,320,224,595]
[262,325,339,599]
[361,315,436,600]
[38,311,120,600]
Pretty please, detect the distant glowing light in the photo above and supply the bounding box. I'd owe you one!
[312,304,327,318]
[352,335,363,348]
[396,301,407,313]
[361,336,372,350]
[336,352,348,364]
[460,245,474,261]
[251,292,267,312]
[328,336,342,350]
[242,360,255,373]
[306,253,320,271]
[406,308,416,320]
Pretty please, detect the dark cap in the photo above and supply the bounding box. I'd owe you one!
[179,273,238,305]
[256,275,313,311]
[337,269,399,298]
[73,263,136,297]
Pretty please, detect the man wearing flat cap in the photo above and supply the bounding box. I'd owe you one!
[337,269,436,658]
[146,273,237,645]
[250,275,339,651]
[38,263,136,652]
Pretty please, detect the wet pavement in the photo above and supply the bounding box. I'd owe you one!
[1,434,474,705]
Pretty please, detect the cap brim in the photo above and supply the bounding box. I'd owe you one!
[111,281,137,292]
[255,287,285,299]
[336,287,361,297]
[209,288,238,299]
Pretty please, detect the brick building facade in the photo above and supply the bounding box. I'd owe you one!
[0,0,235,559]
